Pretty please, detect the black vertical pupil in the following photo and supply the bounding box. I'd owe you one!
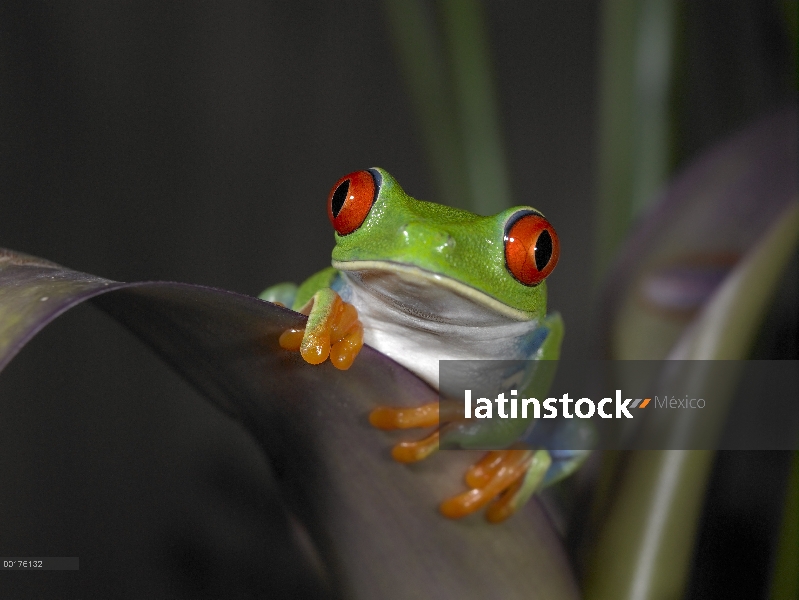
[534,229,552,271]
[331,180,350,218]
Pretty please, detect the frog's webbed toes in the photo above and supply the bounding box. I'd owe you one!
[440,449,552,523]
[278,290,363,370]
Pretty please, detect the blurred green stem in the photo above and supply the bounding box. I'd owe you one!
[382,0,469,208]
[383,0,511,214]
[438,0,511,214]
[770,451,799,600]
[595,0,676,279]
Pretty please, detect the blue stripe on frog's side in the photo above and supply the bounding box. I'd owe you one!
[330,271,350,300]
[526,418,594,487]
[523,325,549,357]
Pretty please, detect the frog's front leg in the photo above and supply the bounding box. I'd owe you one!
[278,288,364,370]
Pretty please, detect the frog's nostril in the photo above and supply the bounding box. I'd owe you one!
[400,223,453,252]
[435,234,455,254]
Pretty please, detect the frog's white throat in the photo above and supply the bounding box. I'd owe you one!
[332,262,542,390]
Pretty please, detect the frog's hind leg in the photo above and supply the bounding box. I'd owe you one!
[259,282,298,307]
[484,449,552,523]
[368,403,551,521]
[440,449,552,523]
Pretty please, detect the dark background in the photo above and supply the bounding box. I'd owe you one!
[0,1,794,598]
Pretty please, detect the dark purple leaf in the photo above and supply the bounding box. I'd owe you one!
[0,248,579,599]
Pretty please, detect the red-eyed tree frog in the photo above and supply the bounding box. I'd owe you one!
[260,168,585,522]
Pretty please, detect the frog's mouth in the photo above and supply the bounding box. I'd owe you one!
[332,259,533,324]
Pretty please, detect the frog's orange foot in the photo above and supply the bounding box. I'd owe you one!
[441,449,552,523]
[279,293,363,370]
[439,450,532,521]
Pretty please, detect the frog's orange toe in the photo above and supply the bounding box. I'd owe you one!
[278,328,304,351]
[465,450,511,488]
[484,477,526,523]
[300,334,331,365]
[330,321,363,370]
[331,301,359,339]
[391,430,440,463]
[440,487,493,519]
[369,402,440,430]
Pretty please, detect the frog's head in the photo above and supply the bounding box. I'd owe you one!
[328,168,559,321]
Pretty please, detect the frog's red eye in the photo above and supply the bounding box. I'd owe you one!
[327,170,378,235]
[504,211,560,286]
